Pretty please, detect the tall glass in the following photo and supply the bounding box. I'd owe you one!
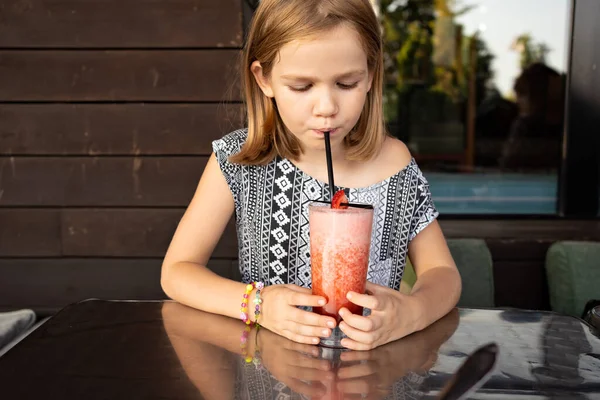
[309,202,373,348]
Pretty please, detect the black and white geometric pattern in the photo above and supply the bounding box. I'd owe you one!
[212,129,439,291]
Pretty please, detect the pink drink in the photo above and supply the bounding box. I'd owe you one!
[309,203,373,346]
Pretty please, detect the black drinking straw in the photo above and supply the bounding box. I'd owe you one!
[324,131,335,205]
[312,199,373,209]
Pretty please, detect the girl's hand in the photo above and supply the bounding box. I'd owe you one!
[256,327,333,397]
[334,307,459,396]
[338,281,424,351]
[259,284,338,345]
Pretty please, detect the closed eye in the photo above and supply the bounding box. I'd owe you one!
[289,84,312,92]
[289,82,359,92]
[338,82,359,90]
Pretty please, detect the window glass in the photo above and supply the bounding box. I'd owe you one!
[380,0,571,214]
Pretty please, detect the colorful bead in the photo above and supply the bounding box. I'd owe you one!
[240,282,256,324]
[240,325,253,363]
[240,281,264,326]
[253,325,264,370]
[254,286,263,325]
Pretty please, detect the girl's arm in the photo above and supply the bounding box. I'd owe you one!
[161,302,248,400]
[161,301,258,354]
[160,153,335,343]
[407,220,462,332]
[160,153,250,320]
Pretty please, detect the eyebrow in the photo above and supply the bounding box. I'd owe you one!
[280,69,367,81]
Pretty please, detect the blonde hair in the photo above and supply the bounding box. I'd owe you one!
[229,0,387,165]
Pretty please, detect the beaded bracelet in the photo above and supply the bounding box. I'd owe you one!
[240,325,253,363]
[239,324,263,367]
[252,325,263,369]
[240,283,255,325]
[253,282,264,325]
[240,281,264,325]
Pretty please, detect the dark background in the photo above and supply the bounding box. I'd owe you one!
[0,0,598,315]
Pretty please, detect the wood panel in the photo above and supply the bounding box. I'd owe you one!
[0,209,237,258]
[0,157,206,206]
[61,209,184,257]
[0,259,240,315]
[486,239,553,310]
[0,104,243,155]
[493,261,550,310]
[485,239,553,261]
[61,210,237,258]
[439,219,600,240]
[0,50,241,101]
[0,0,243,48]
[0,210,61,256]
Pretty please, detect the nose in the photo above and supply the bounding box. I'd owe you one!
[313,88,338,118]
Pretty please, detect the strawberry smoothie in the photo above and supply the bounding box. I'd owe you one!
[309,202,373,347]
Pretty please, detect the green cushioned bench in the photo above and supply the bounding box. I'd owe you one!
[545,241,600,318]
[402,238,495,308]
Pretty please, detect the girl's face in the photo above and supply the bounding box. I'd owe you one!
[252,24,373,154]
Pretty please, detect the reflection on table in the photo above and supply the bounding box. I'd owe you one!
[162,301,459,399]
[163,303,600,399]
[0,300,599,399]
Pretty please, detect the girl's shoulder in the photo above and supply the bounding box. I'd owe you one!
[369,135,414,178]
[379,135,412,164]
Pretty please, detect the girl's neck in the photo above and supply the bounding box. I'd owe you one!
[296,144,350,169]
[291,143,357,187]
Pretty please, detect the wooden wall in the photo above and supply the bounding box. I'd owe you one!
[0,0,245,314]
[1,0,599,316]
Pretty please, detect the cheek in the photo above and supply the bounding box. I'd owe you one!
[275,93,308,120]
[345,91,368,116]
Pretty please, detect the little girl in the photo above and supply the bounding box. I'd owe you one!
[161,0,461,351]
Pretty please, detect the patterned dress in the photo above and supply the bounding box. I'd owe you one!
[212,129,439,290]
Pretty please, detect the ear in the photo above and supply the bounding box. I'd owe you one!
[251,61,275,98]
[367,70,374,92]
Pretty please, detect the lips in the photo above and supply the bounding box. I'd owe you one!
[314,128,338,134]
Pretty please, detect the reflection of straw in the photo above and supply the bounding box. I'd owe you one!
[324,131,335,205]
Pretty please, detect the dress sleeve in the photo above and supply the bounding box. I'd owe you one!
[409,163,440,242]
[211,130,245,198]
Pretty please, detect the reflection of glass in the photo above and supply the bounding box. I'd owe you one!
[163,304,600,399]
[380,0,571,214]
[313,347,350,400]
[309,203,373,348]
[161,303,461,400]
